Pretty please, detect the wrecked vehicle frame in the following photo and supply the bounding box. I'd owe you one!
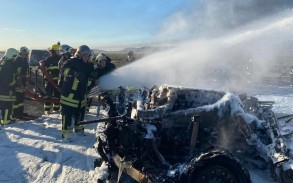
[84,84,293,183]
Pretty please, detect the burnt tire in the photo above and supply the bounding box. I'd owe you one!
[183,148,251,183]
[280,168,293,183]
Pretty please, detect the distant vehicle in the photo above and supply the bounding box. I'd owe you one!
[29,50,50,66]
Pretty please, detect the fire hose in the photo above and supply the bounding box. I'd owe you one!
[39,60,61,92]
[25,88,60,103]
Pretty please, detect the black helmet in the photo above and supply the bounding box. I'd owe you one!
[76,45,91,57]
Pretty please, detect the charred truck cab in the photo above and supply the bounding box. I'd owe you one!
[87,84,293,183]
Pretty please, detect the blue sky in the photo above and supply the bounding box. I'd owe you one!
[0,0,292,51]
[0,0,190,51]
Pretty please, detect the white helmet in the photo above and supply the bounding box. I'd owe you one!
[3,48,18,61]
[59,44,72,55]
[95,53,107,63]
[19,46,29,54]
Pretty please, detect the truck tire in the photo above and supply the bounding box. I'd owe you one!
[280,168,293,183]
[183,148,251,183]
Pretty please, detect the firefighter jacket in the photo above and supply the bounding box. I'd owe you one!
[58,54,71,70]
[14,56,29,90]
[60,57,94,108]
[43,54,61,84]
[57,55,72,86]
[0,58,17,101]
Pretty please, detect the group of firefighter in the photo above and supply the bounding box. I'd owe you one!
[0,43,118,140]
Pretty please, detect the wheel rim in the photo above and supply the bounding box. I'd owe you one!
[194,165,238,183]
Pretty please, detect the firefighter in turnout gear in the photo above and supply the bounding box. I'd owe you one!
[0,48,18,125]
[58,44,73,88]
[85,50,97,112]
[126,50,135,62]
[59,45,95,140]
[58,44,72,70]
[95,53,116,78]
[13,46,30,119]
[86,53,115,112]
[39,44,61,115]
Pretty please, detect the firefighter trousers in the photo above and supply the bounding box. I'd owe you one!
[44,82,60,113]
[61,105,85,138]
[13,88,25,116]
[0,90,15,125]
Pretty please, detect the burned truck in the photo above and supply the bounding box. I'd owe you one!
[89,84,293,183]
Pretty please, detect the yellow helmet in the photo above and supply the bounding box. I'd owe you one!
[49,44,60,51]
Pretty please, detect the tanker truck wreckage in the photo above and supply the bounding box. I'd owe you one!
[83,84,293,183]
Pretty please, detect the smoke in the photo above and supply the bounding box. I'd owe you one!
[99,2,293,93]
[157,0,293,40]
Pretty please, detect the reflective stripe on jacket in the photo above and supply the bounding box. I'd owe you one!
[60,57,94,108]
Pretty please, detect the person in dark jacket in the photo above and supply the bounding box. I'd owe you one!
[58,44,72,87]
[58,44,72,70]
[85,53,116,111]
[13,46,30,119]
[39,44,61,115]
[59,45,95,140]
[126,50,135,62]
[95,53,116,78]
[0,48,18,125]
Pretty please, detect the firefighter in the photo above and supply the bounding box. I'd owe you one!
[0,48,18,125]
[85,50,98,112]
[84,53,116,113]
[126,50,135,62]
[87,53,116,111]
[86,54,116,113]
[95,53,116,78]
[58,44,72,89]
[39,44,61,115]
[13,46,30,119]
[59,45,95,140]
[58,44,72,70]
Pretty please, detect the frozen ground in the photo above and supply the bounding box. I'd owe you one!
[1,86,293,183]
[0,111,101,183]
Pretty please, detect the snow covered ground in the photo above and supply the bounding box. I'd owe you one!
[0,111,100,183]
[1,87,293,183]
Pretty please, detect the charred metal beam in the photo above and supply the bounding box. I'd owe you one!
[277,114,293,120]
[151,139,168,165]
[78,116,134,125]
[189,116,200,156]
[112,154,149,183]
